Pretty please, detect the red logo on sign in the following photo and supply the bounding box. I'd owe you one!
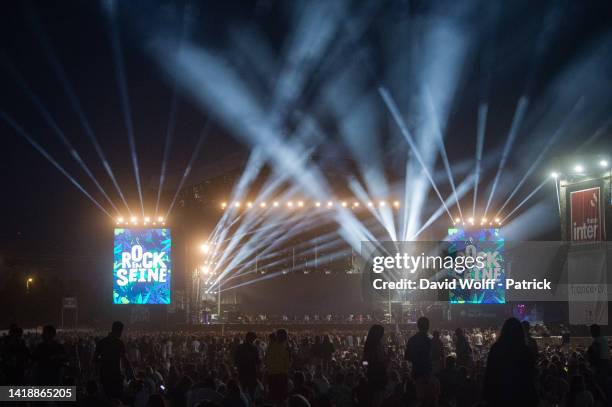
[570,187,602,241]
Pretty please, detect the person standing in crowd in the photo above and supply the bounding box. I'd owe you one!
[484,317,538,407]
[0,324,30,385]
[437,356,461,406]
[405,317,440,406]
[587,323,609,389]
[560,324,571,351]
[93,321,132,400]
[32,325,67,385]
[191,336,201,354]
[234,331,261,401]
[430,330,445,374]
[454,328,472,368]
[363,324,388,405]
[320,335,335,369]
[265,328,291,405]
[405,317,432,380]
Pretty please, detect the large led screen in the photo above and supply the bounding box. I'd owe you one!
[113,228,171,304]
[447,227,505,304]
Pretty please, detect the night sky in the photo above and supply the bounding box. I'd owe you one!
[1,0,612,259]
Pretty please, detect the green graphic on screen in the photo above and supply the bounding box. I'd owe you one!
[113,228,171,304]
[447,228,505,304]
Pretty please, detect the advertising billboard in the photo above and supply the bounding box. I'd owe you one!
[570,187,603,242]
[113,228,172,304]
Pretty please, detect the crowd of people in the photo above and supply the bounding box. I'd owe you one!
[0,318,610,406]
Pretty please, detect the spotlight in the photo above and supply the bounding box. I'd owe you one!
[494,217,501,224]
[341,202,347,207]
[234,202,241,208]
[481,217,487,223]
[393,201,400,208]
[379,201,386,207]
[574,164,584,173]
[200,243,210,254]
[327,201,333,207]
[247,202,253,208]
[117,217,124,223]
[468,217,474,224]
[144,217,150,223]
[130,216,137,224]
[315,202,321,207]
[600,160,608,168]
[273,201,279,207]
[368,202,374,207]
[287,201,293,207]
[550,172,559,179]
[221,202,227,209]
[297,201,304,207]
[157,216,164,223]
[353,202,359,207]
[260,202,266,208]
[202,266,210,275]
[454,217,460,223]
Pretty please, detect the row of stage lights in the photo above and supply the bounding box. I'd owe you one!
[220,200,403,210]
[453,217,502,227]
[199,244,216,276]
[551,159,609,179]
[115,216,166,226]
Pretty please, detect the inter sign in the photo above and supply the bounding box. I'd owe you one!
[570,187,602,242]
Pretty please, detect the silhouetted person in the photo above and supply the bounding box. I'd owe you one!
[320,335,335,366]
[312,336,322,361]
[94,321,132,400]
[265,328,291,405]
[363,324,388,394]
[484,318,538,407]
[32,325,67,385]
[587,324,609,389]
[437,356,460,405]
[405,317,432,379]
[0,323,30,385]
[234,331,260,400]
[430,330,445,373]
[454,328,472,368]
[560,324,571,349]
